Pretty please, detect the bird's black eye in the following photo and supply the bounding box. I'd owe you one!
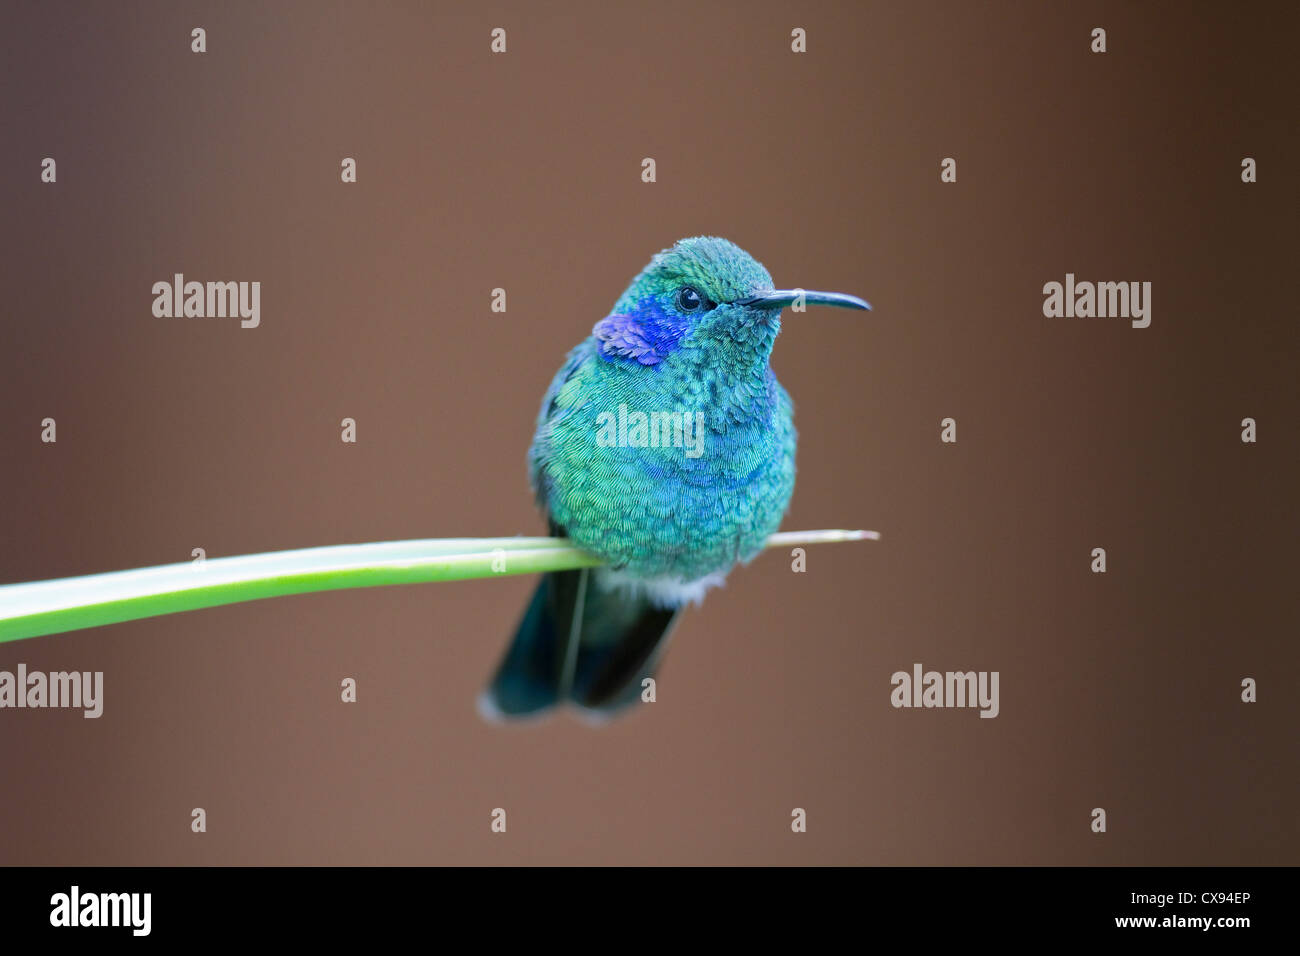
[676,287,705,312]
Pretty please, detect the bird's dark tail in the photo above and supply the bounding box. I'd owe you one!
[479,568,680,722]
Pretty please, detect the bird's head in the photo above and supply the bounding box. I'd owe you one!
[594,236,870,372]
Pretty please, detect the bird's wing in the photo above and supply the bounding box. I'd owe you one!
[528,338,598,510]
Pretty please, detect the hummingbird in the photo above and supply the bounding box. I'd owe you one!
[480,237,870,722]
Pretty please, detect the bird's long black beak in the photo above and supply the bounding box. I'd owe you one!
[737,289,872,311]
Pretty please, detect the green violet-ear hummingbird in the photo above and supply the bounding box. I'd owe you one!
[480,237,870,722]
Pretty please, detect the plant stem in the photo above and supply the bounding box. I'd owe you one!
[0,530,878,644]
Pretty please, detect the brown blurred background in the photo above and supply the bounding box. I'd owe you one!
[0,1,1296,865]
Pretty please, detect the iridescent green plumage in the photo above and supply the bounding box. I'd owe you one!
[533,261,795,581]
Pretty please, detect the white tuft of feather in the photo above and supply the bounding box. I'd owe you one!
[594,567,729,609]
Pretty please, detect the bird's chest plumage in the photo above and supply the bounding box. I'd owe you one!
[531,344,796,584]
